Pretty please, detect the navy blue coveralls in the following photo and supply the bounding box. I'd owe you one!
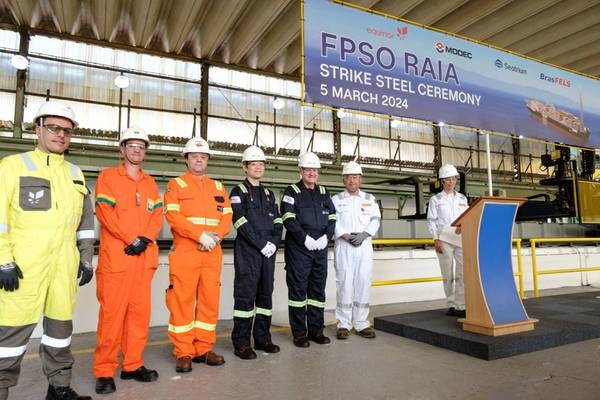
[281,180,336,338]
[230,179,283,349]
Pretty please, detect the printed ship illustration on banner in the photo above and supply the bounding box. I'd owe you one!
[526,96,590,144]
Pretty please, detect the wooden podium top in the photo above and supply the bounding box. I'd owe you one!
[451,196,527,227]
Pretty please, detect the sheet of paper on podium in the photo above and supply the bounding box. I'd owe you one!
[439,226,462,247]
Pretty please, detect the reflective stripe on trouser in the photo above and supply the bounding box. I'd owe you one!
[231,239,275,349]
[93,254,157,377]
[0,323,36,390]
[334,240,373,331]
[167,247,222,358]
[0,244,79,389]
[436,240,465,310]
[284,240,328,338]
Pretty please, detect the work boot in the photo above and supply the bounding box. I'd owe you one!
[357,327,376,339]
[293,336,310,348]
[46,385,92,400]
[234,347,257,360]
[95,377,116,394]
[175,356,192,373]
[308,333,331,345]
[336,328,350,340]
[255,341,280,353]
[120,366,159,382]
[193,351,225,366]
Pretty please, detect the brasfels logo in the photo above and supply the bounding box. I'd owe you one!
[539,73,571,87]
[495,59,527,74]
[434,41,472,59]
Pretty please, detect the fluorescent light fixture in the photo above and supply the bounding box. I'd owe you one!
[390,119,401,128]
[337,108,347,118]
[11,54,29,70]
[273,97,285,110]
[114,74,130,89]
[438,121,445,127]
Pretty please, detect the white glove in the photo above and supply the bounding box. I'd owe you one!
[261,241,277,258]
[304,235,318,251]
[199,231,217,251]
[316,235,328,250]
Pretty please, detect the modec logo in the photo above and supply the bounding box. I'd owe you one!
[434,41,472,59]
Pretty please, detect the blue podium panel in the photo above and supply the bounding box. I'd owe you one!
[478,203,528,325]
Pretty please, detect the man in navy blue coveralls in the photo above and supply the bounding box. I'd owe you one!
[281,152,336,348]
[230,146,283,360]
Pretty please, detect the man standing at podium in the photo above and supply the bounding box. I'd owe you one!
[427,164,469,318]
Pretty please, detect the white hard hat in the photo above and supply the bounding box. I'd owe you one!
[183,137,210,156]
[34,101,78,127]
[119,127,149,146]
[298,151,321,169]
[242,145,265,162]
[342,161,362,175]
[439,164,459,179]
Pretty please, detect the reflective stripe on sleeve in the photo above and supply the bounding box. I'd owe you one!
[222,207,233,215]
[273,218,283,225]
[166,203,181,212]
[76,230,95,240]
[40,335,71,348]
[234,217,248,229]
[282,212,296,221]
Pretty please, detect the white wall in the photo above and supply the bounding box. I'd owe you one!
[30,245,600,337]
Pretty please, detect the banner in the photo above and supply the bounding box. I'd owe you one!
[303,0,600,149]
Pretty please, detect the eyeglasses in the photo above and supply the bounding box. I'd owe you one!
[125,143,147,150]
[43,124,74,137]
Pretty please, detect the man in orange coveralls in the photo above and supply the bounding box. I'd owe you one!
[164,137,232,373]
[93,127,163,395]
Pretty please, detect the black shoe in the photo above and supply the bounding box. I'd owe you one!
[446,307,466,318]
[445,307,456,316]
[234,347,257,360]
[95,377,116,394]
[46,385,92,400]
[293,336,310,348]
[308,334,331,345]
[455,309,466,318]
[255,342,280,353]
[120,365,158,382]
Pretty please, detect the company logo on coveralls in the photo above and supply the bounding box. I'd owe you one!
[434,41,472,59]
[495,59,528,75]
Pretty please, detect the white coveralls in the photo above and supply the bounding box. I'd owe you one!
[332,191,381,331]
[426,191,469,310]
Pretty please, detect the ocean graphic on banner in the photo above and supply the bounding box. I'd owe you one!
[303,0,600,149]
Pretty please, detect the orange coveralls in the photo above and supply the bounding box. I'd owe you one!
[164,172,232,358]
[93,164,163,377]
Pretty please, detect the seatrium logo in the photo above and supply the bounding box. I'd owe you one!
[495,59,503,68]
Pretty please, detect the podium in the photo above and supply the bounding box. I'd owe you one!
[452,196,537,336]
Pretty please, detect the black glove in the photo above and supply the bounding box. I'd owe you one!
[77,261,94,286]
[0,262,23,291]
[348,231,370,247]
[124,236,152,256]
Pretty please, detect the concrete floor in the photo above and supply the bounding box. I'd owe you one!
[9,287,600,400]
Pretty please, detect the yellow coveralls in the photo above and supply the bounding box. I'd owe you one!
[0,148,94,390]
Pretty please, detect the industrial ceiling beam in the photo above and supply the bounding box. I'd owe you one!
[565,53,600,73]
[486,0,598,49]
[199,0,248,59]
[459,0,561,41]
[526,24,600,61]
[225,0,291,65]
[402,0,469,26]
[169,0,208,54]
[435,0,514,33]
